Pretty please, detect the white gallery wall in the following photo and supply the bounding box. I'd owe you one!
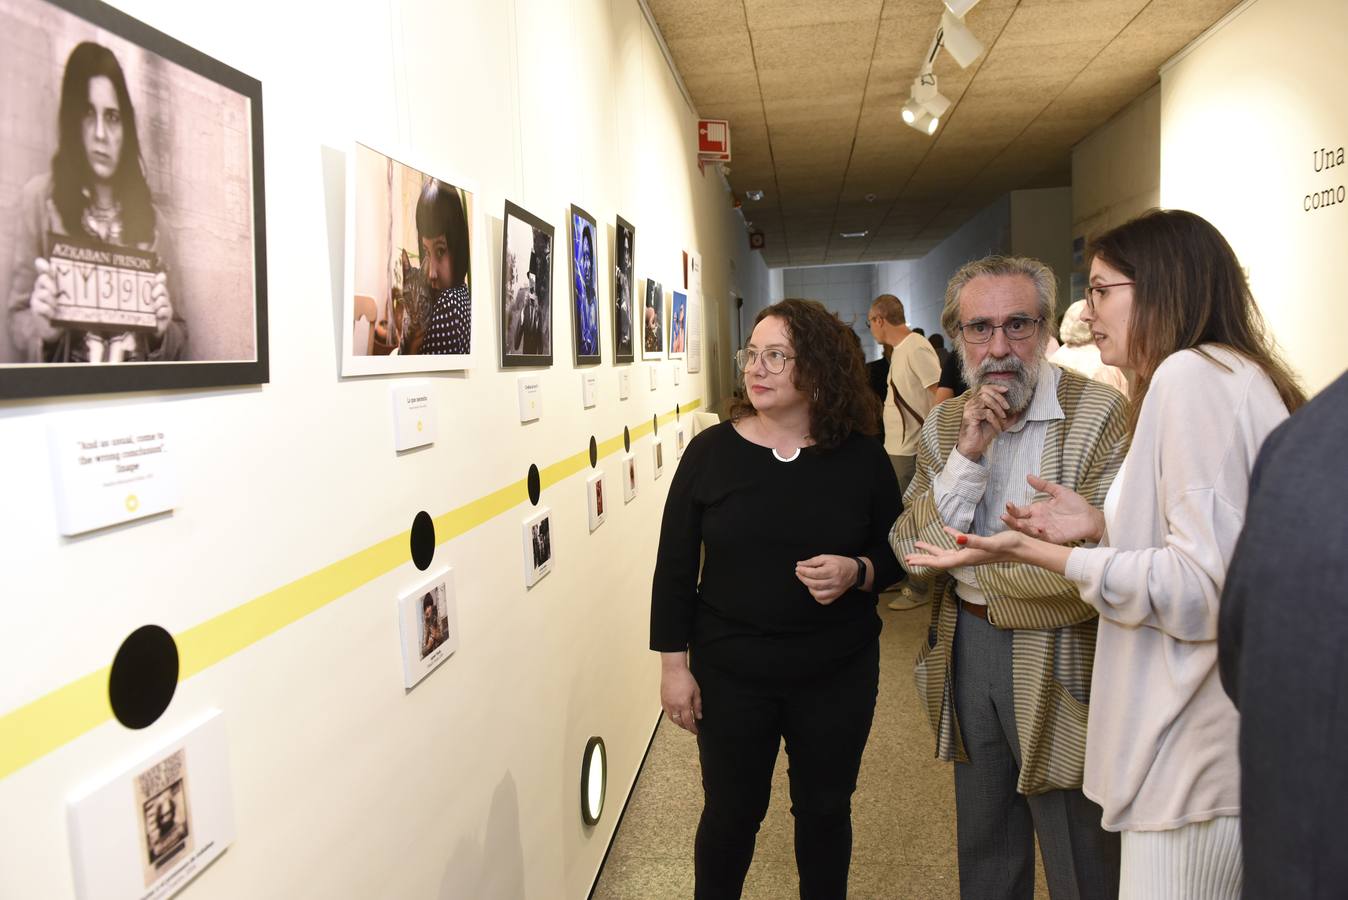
[1160,0,1347,393]
[0,1,766,898]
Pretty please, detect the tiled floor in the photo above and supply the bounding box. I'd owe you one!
[592,601,1050,899]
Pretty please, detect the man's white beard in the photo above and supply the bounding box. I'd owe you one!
[962,351,1042,414]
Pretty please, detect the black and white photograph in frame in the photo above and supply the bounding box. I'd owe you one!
[66,710,234,900]
[522,506,553,587]
[622,453,637,503]
[641,278,663,360]
[569,204,600,365]
[0,0,268,400]
[586,471,606,532]
[653,438,665,480]
[396,566,458,689]
[612,216,635,363]
[343,142,475,376]
[501,200,553,368]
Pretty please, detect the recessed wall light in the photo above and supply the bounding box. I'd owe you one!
[581,736,607,826]
[746,190,765,201]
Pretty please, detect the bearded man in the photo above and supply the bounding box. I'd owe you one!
[889,255,1128,899]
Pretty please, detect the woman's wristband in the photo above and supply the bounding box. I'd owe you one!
[853,556,867,590]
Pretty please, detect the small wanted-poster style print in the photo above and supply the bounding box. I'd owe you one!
[134,748,194,888]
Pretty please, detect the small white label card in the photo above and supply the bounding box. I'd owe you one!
[581,372,598,409]
[653,438,665,479]
[618,369,631,400]
[48,414,179,536]
[648,366,658,391]
[522,507,554,587]
[392,383,437,452]
[586,472,607,532]
[622,454,637,503]
[67,709,235,900]
[673,365,682,385]
[397,567,458,689]
[518,375,542,423]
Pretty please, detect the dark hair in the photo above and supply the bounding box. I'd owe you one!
[415,180,470,287]
[726,299,879,449]
[928,333,945,350]
[52,42,154,244]
[1088,208,1305,433]
[912,326,925,336]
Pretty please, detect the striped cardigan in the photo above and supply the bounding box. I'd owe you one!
[890,366,1128,796]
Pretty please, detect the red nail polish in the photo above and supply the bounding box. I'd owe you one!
[956,534,968,545]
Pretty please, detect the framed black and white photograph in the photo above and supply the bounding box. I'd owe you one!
[586,471,606,532]
[0,0,267,400]
[641,278,663,360]
[501,200,553,368]
[396,566,457,689]
[343,143,475,376]
[569,204,599,366]
[612,216,635,363]
[522,506,553,587]
[622,453,637,503]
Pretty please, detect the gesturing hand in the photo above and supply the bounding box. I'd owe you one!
[956,384,1012,461]
[795,554,856,605]
[1001,474,1105,545]
[904,526,1026,570]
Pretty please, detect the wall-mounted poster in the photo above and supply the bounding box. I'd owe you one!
[396,567,457,689]
[642,278,663,360]
[612,216,635,363]
[501,201,553,368]
[586,472,606,532]
[622,453,637,502]
[569,205,600,366]
[522,507,553,587]
[66,710,234,900]
[343,143,474,376]
[668,289,688,359]
[653,438,665,480]
[0,0,267,400]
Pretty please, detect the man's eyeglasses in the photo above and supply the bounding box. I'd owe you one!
[1084,281,1133,314]
[734,348,795,373]
[957,316,1043,345]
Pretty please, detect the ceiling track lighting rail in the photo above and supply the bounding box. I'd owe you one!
[900,1,986,136]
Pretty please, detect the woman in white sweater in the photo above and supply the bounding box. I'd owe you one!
[906,209,1305,899]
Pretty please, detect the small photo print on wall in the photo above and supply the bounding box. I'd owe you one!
[344,143,475,376]
[501,200,554,368]
[642,278,663,359]
[623,453,637,502]
[675,424,686,459]
[586,472,606,532]
[612,216,635,363]
[135,748,193,888]
[653,438,665,480]
[397,567,457,689]
[522,507,553,587]
[668,289,687,358]
[570,205,600,365]
[0,0,268,400]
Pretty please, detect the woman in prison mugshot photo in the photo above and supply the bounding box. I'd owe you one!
[7,40,185,364]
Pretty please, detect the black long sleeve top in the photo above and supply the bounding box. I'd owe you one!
[650,421,903,678]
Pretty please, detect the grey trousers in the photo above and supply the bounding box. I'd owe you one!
[952,603,1120,900]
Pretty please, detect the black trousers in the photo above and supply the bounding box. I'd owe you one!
[690,641,879,900]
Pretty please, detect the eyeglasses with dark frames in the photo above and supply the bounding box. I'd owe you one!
[957,316,1043,345]
[734,347,795,374]
[1084,281,1134,314]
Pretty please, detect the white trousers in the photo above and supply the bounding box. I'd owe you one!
[1119,815,1243,900]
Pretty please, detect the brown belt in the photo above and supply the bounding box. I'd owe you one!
[960,598,989,620]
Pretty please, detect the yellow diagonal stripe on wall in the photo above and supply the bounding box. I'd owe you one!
[0,401,699,782]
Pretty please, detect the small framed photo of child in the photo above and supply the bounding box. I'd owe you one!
[343,142,476,375]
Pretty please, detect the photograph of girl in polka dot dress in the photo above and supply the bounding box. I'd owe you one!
[343,142,474,376]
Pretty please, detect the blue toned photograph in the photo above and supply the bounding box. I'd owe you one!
[569,205,600,365]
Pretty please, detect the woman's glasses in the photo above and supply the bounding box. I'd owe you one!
[1084,281,1134,314]
[734,348,795,373]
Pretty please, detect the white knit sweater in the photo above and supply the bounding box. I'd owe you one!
[1065,345,1290,831]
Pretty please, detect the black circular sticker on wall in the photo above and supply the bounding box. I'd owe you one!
[589,436,598,468]
[623,427,631,453]
[109,625,179,729]
[527,464,541,506]
[411,511,435,571]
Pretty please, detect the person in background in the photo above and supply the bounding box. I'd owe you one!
[905,210,1304,899]
[866,343,891,445]
[891,254,1128,899]
[928,332,951,370]
[1218,368,1347,899]
[867,293,941,611]
[652,299,901,899]
[1049,298,1128,396]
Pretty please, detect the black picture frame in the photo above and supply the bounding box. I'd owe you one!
[568,204,600,366]
[612,216,635,364]
[0,0,268,400]
[500,200,554,368]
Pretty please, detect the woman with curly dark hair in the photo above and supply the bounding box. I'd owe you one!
[650,299,902,899]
